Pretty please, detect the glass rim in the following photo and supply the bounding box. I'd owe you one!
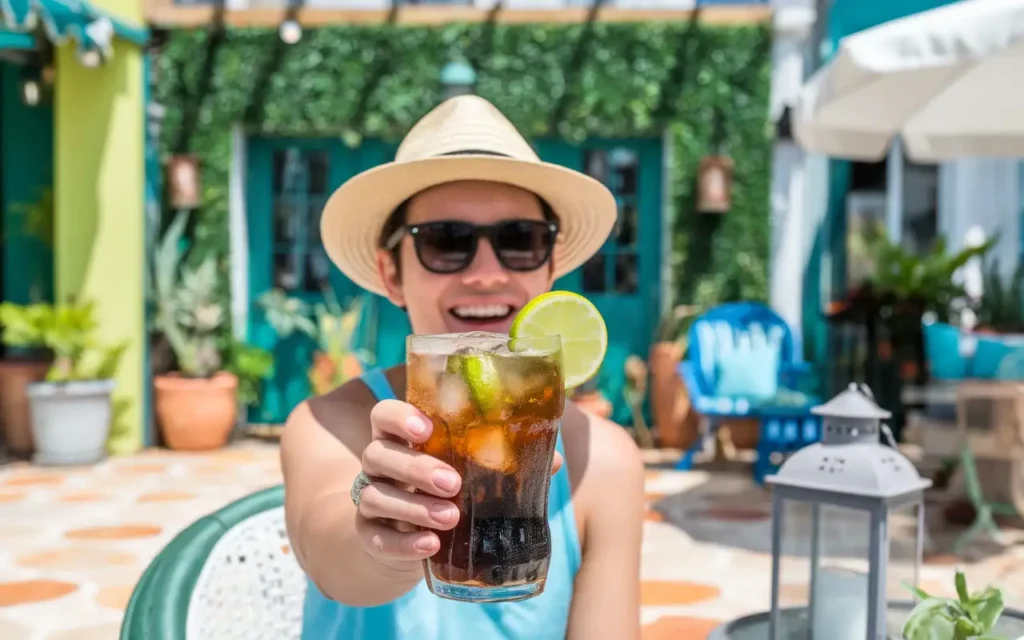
[407,332,562,355]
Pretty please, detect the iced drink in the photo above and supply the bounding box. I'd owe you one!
[406,331,565,603]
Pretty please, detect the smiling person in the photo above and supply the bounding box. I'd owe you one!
[280,95,646,640]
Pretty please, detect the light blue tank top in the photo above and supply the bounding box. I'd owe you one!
[301,368,582,640]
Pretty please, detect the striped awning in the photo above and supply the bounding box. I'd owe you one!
[0,0,147,60]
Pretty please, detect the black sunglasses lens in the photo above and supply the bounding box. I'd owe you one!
[494,221,555,270]
[414,222,476,273]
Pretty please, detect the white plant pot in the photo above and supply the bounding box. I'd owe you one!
[27,379,116,466]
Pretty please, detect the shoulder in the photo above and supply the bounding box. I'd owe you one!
[281,368,400,460]
[561,404,646,534]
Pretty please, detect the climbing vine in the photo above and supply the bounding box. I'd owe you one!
[154,20,773,311]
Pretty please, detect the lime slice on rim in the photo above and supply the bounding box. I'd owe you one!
[509,291,608,389]
[446,353,503,414]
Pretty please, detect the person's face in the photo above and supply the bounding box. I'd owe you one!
[376,180,556,335]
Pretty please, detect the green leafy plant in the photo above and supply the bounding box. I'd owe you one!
[903,571,1007,640]
[150,210,226,377]
[224,340,275,406]
[256,289,317,339]
[0,301,126,383]
[975,261,1024,333]
[155,23,773,316]
[653,304,701,345]
[867,235,996,318]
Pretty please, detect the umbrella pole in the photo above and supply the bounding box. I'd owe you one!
[885,138,904,244]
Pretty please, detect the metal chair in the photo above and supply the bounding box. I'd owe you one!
[120,484,307,640]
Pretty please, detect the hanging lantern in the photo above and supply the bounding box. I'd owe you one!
[167,155,202,210]
[697,155,733,214]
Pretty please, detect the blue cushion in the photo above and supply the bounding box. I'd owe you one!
[923,322,967,380]
[714,343,780,402]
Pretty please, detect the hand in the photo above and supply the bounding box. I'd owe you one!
[356,399,564,569]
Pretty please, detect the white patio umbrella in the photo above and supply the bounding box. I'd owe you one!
[793,0,1024,162]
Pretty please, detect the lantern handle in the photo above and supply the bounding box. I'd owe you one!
[881,422,899,449]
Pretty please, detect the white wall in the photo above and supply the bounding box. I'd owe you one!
[769,2,816,340]
[939,158,1022,281]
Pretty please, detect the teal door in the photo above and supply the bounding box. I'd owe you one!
[247,137,662,426]
[540,139,663,425]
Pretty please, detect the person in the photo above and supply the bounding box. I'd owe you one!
[281,95,646,640]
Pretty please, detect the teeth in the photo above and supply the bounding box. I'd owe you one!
[452,305,512,319]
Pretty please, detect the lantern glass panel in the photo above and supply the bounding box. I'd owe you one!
[775,500,812,622]
[812,504,871,640]
[886,502,922,603]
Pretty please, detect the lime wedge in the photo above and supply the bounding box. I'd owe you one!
[509,291,607,389]
[446,353,503,414]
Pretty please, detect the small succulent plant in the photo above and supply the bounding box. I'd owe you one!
[903,570,1007,640]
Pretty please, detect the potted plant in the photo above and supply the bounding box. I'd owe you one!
[571,376,612,420]
[150,210,237,451]
[257,287,372,396]
[903,570,1009,639]
[223,338,275,433]
[0,304,53,458]
[648,304,700,448]
[0,300,126,465]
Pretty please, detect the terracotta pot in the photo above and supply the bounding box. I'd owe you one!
[0,360,51,458]
[154,372,239,451]
[573,391,612,419]
[719,417,760,451]
[648,342,700,449]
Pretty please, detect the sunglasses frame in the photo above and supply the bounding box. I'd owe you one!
[385,219,560,274]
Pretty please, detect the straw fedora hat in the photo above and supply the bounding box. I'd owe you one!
[320,95,617,296]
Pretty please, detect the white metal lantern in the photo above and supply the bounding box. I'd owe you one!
[766,383,932,640]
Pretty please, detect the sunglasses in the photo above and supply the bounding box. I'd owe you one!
[385,219,559,274]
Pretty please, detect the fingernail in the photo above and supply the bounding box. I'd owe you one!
[429,502,457,524]
[406,415,429,437]
[432,469,460,493]
[415,535,437,552]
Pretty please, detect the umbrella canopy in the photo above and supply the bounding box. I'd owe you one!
[793,0,1024,162]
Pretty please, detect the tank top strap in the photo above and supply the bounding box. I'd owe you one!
[361,368,397,401]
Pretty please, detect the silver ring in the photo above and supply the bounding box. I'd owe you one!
[350,471,373,507]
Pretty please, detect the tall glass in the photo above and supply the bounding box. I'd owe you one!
[406,332,565,603]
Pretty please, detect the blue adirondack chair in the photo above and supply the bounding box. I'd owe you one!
[677,302,818,470]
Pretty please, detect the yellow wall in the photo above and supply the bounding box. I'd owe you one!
[54,36,145,455]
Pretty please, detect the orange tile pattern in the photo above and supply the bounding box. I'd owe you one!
[0,580,77,607]
[64,525,162,541]
[642,615,723,639]
[0,443,1022,639]
[641,581,721,607]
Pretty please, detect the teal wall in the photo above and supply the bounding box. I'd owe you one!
[1,61,54,304]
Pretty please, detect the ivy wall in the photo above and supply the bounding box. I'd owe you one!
[153,21,773,315]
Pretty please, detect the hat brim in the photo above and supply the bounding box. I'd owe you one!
[320,155,618,296]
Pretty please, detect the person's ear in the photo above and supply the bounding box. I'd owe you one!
[376,249,406,308]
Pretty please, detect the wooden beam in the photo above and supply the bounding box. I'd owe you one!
[145,3,773,29]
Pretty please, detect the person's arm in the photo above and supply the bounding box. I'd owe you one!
[280,383,459,607]
[566,416,646,640]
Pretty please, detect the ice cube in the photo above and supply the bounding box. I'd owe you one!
[465,425,516,473]
[455,332,508,354]
[437,374,475,423]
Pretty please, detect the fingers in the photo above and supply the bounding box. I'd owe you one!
[551,450,563,476]
[370,399,433,444]
[358,481,460,531]
[357,515,440,562]
[362,439,462,498]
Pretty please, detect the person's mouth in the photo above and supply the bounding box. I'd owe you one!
[447,304,517,332]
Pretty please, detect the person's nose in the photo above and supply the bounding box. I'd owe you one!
[460,239,509,287]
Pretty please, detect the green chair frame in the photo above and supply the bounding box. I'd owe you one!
[120,484,304,639]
